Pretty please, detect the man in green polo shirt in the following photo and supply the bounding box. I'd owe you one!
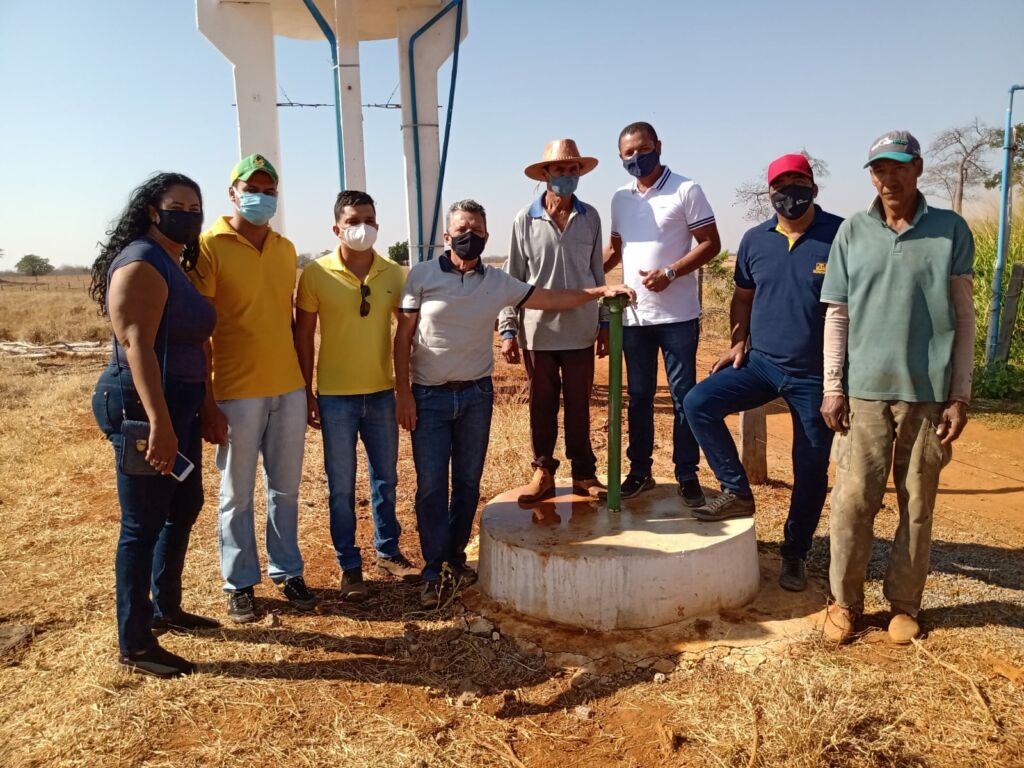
[818,130,976,645]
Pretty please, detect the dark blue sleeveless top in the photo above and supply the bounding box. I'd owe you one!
[108,238,217,382]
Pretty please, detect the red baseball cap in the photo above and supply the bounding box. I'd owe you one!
[767,154,813,186]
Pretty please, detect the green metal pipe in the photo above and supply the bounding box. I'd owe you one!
[603,295,629,512]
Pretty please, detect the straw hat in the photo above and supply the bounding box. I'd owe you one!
[523,138,599,181]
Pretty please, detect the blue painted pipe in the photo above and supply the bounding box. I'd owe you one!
[302,0,346,190]
[408,0,464,261]
[988,85,1024,363]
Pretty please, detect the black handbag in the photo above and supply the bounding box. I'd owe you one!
[112,257,172,477]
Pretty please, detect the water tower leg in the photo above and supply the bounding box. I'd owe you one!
[334,2,366,191]
[195,0,285,228]
[396,5,469,262]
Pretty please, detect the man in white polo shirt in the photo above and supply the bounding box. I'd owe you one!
[605,121,722,504]
[395,200,634,608]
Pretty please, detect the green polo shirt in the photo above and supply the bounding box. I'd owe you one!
[820,194,974,402]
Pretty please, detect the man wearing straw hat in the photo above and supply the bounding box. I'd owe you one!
[499,139,610,503]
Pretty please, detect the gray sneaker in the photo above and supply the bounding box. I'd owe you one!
[376,554,420,582]
[692,489,755,521]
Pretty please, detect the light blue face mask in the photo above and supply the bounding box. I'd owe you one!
[549,175,579,197]
[237,191,278,226]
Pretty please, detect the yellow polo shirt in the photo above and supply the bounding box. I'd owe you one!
[191,216,305,401]
[295,249,404,395]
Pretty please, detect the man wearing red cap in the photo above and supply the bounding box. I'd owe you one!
[684,154,843,592]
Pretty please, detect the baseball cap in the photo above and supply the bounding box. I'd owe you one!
[864,130,921,167]
[767,154,813,186]
[230,153,279,184]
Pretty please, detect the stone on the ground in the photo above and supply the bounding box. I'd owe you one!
[653,672,668,684]
[467,617,495,636]
[0,624,33,656]
[545,652,592,670]
[651,658,676,675]
[573,705,595,720]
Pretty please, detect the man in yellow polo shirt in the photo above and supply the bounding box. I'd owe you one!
[295,190,417,602]
[192,153,317,623]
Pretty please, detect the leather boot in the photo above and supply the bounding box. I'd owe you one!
[517,468,555,504]
[572,478,608,500]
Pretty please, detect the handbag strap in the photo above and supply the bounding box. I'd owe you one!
[111,248,173,420]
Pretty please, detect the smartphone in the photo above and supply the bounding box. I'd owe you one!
[170,452,195,482]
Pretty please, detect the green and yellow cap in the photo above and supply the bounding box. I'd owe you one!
[230,153,279,184]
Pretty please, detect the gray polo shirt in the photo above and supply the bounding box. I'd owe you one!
[498,194,608,350]
[400,253,534,386]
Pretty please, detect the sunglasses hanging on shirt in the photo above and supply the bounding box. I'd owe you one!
[359,283,371,317]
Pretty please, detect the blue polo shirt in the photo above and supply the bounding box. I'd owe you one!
[734,206,843,377]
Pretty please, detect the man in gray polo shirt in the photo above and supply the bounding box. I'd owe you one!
[819,130,975,646]
[499,139,609,504]
[394,199,633,607]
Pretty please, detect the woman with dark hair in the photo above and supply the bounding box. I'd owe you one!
[91,172,218,678]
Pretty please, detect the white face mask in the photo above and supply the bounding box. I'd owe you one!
[341,223,378,252]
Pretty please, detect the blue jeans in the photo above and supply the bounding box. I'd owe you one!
[215,388,307,591]
[410,378,493,582]
[683,350,834,559]
[319,390,401,572]
[623,319,701,483]
[92,365,205,655]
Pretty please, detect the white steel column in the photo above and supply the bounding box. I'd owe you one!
[397,4,469,262]
[334,0,366,191]
[195,0,285,229]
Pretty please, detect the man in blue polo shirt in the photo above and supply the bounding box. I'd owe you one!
[684,154,842,592]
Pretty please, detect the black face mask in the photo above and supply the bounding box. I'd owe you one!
[770,185,814,221]
[450,231,486,262]
[622,149,660,178]
[155,209,204,245]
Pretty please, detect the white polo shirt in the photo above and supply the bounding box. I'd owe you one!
[610,166,716,326]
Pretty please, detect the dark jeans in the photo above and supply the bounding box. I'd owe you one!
[92,365,205,655]
[319,390,401,572]
[410,377,493,582]
[623,319,701,484]
[523,347,597,480]
[683,350,834,559]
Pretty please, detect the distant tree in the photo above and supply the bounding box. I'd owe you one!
[0,247,5,261]
[388,240,410,266]
[734,149,830,222]
[921,119,996,213]
[984,122,1024,223]
[319,249,332,258]
[297,252,314,268]
[15,254,54,277]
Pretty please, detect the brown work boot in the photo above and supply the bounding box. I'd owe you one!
[572,478,607,500]
[822,604,855,644]
[517,468,556,505]
[888,613,920,644]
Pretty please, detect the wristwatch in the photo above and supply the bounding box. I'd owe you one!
[665,267,677,282]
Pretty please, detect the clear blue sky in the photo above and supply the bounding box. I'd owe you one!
[1,0,1022,267]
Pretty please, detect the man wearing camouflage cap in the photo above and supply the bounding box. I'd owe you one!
[819,131,975,645]
[191,153,318,623]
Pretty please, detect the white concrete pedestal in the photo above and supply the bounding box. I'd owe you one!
[478,480,760,631]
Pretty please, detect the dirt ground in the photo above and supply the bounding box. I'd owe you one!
[1,325,1023,766]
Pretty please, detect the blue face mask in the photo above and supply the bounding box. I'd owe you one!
[622,149,660,178]
[549,175,579,197]
[237,191,278,226]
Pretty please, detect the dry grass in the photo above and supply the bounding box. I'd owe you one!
[1,277,1023,767]
[0,274,108,343]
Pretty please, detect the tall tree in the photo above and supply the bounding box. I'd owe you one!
[388,240,409,266]
[733,150,829,222]
[921,119,996,213]
[15,254,54,277]
[984,122,1024,223]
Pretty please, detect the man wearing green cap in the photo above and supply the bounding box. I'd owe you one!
[819,131,975,645]
[191,153,317,623]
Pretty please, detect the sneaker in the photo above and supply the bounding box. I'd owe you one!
[778,556,807,592]
[120,644,196,678]
[153,611,222,634]
[572,478,608,500]
[419,581,444,609]
[277,576,318,611]
[447,563,478,588]
[518,468,556,505]
[227,588,257,624]
[339,569,371,602]
[678,478,706,508]
[888,613,920,644]
[620,475,655,499]
[377,554,420,582]
[692,489,755,521]
[822,604,855,644]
